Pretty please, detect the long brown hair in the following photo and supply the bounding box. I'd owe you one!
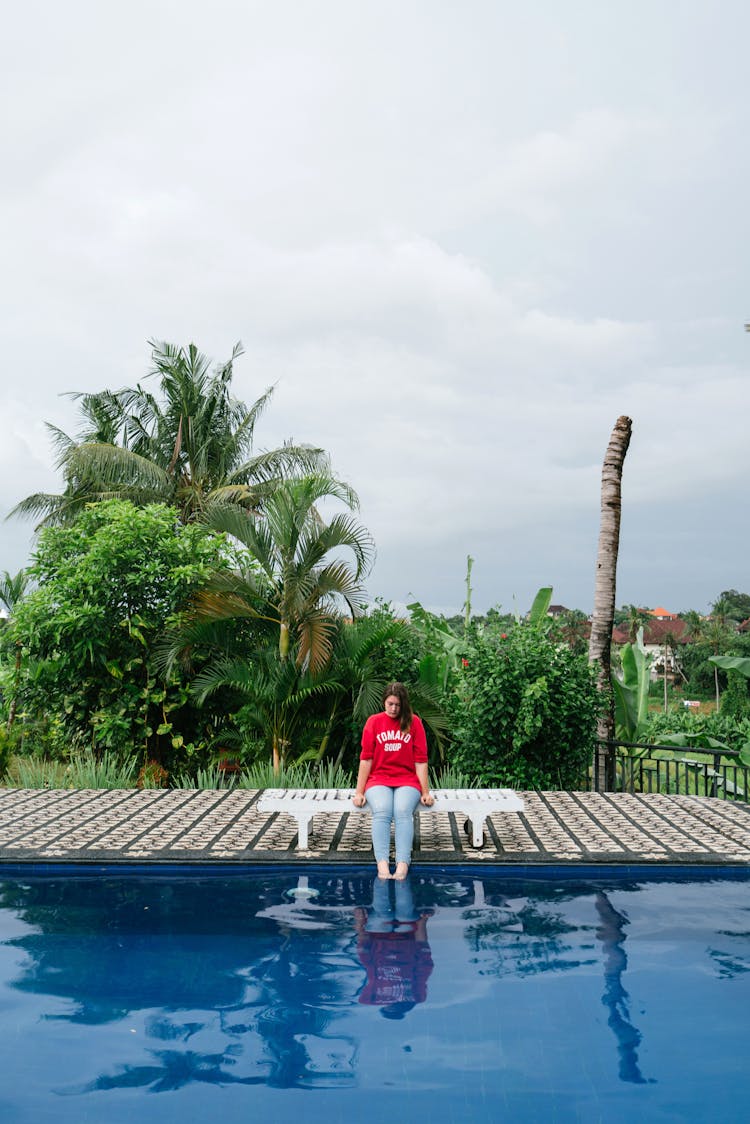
[383,681,413,734]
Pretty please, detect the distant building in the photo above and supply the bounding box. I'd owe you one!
[647,606,679,621]
[612,616,688,682]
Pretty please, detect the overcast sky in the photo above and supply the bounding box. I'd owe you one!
[2,1,748,615]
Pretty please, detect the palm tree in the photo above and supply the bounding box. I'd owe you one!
[681,609,705,643]
[195,473,374,675]
[11,340,327,528]
[192,649,340,772]
[169,472,374,770]
[589,416,633,791]
[311,613,448,764]
[623,604,651,644]
[706,597,735,710]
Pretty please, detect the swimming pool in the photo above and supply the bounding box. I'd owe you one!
[1,864,748,1123]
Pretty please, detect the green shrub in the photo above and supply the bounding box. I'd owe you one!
[449,624,599,789]
[137,759,170,789]
[721,671,750,720]
[0,727,12,781]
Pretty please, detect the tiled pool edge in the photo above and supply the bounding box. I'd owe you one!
[0,788,749,866]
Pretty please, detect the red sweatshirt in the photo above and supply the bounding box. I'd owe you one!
[357,930,434,1006]
[360,712,428,792]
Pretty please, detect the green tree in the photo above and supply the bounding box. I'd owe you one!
[11,340,326,528]
[9,500,229,764]
[612,629,651,743]
[553,609,590,654]
[0,568,31,731]
[681,609,705,643]
[709,655,750,721]
[451,621,599,789]
[706,597,736,709]
[715,589,750,624]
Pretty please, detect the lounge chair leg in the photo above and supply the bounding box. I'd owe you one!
[470,818,488,845]
[298,816,312,849]
[464,817,485,848]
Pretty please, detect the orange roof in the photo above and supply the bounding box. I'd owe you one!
[648,606,677,619]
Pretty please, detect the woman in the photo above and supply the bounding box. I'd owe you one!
[352,682,434,879]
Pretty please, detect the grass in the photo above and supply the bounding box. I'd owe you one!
[172,764,237,790]
[4,753,520,793]
[237,760,352,790]
[170,760,354,791]
[9,756,68,789]
[430,767,480,789]
[7,752,138,789]
[65,750,138,789]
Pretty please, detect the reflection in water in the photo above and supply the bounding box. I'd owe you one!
[460,878,595,977]
[594,891,654,1086]
[1,869,745,1109]
[355,876,433,1018]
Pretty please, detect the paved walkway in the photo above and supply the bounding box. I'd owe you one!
[1,787,749,865]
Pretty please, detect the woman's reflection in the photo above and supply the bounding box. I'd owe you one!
[354,875,433,1019]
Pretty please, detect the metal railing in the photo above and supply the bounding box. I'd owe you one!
[592,739,749,802]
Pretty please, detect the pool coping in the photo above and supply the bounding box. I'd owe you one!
[0,787,749,867]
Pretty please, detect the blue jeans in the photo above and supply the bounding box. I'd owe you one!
[366,785,421,864]
[366,874,418,930]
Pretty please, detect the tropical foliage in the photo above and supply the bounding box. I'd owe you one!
[12,340,326,528]
[195,472,374,672]
[612,628,651,742]
[450,609,599,789]
[5,335,749,795]
[4,500,230,765]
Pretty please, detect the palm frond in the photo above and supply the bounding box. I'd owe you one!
[296,609,337,675]
[44,422,77,466]
[192,656,259,703]
[64,443,172,492]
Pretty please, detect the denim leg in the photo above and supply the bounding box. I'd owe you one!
[393,786,421,865]
[366,876,395,931]
[365,785,395,862]
[393,876,417,922]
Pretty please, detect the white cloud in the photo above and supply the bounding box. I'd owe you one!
[1,1,750,613]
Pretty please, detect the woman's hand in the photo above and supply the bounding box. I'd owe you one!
[420,792,434,806]
[352,792,367,808]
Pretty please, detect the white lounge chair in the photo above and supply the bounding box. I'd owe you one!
[256,787,525,849]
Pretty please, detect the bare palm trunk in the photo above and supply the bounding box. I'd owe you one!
[463,554,474,633]
[589,416,633,792]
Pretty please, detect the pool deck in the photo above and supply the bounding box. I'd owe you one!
[1,786,749,866]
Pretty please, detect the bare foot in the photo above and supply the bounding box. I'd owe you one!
[377,861,392,879]
[394,862,409,881]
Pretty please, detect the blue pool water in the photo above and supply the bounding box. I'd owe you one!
[1,864,749,1123]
